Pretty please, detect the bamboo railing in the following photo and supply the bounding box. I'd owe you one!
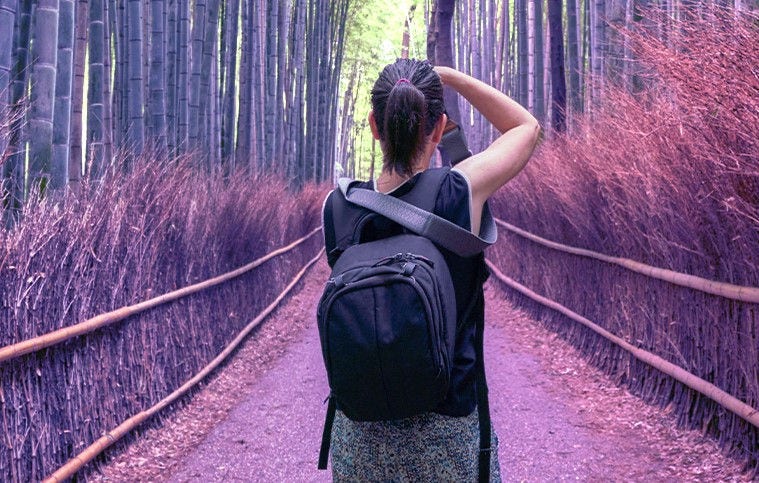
[494,218,759,303]
[485,259,759,430]
[0,227,322,364]
[43,249,324,482]
[10,215,759,478]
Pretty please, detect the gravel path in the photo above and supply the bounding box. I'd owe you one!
[92,259,751,482]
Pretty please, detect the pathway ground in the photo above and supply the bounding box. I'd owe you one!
[91,260,751,482]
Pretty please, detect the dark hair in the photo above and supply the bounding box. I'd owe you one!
[371,59,445,176]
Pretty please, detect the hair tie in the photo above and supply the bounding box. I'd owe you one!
[395,78,411,85]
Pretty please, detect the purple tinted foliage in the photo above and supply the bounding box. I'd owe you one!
[0,153,325,480]
[489,7,759,473]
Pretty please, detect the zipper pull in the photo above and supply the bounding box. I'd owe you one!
[333,274,346,288]
[373,253,405,267]
[402,262,417,276]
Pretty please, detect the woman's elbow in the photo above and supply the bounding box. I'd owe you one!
[518,117,541,152]
[527,118,541,147]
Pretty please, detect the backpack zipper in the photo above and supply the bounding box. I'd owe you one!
[320,267,447,386]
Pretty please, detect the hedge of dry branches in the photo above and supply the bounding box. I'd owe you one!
[489,8,758,473]
[0,157,325,481]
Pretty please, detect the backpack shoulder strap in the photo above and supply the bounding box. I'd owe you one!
[322,191,337,264]
[338,171,497,258]
[318,396,337,470]
[323,182,376,267]
[323,170,451,265]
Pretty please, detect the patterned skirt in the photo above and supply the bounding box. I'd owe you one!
[330,409,501,482]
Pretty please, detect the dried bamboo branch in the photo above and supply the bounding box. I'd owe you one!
[43,248,324,483]
[485,259,759,430]
[0,227,322,364]
[495,218,759,304]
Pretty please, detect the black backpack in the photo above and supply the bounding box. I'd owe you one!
[317,169,498,481]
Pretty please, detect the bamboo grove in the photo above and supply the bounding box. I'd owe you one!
[431,0,757,155]
[1,1,758,479]
[4,0,756,212]
[0,0,350,219]
[332,0,757,179]
[447,0,622,141]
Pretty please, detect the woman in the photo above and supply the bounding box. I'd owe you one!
[325,58,539,481]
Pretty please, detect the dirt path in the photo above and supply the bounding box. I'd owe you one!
[92,259,750,482]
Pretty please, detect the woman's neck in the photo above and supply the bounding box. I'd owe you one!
[376,166,426,193]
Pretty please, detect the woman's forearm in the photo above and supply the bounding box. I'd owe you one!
[435,66,536,134]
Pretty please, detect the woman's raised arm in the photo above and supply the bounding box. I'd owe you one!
[434,66,540,233]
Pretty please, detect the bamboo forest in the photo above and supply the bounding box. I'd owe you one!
[1,0,758,481]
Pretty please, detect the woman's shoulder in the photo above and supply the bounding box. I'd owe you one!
[432,167,473,232]
[427,166,471,204]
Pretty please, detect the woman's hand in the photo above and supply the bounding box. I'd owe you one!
[433,65,457,86]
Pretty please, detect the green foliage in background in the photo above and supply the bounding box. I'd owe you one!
[338,0,428,180]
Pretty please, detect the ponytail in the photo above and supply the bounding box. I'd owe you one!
[371,59,446,177]
[382,82,427,176]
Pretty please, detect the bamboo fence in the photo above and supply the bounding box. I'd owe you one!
[486,259,759,430]
[494,218,759,303]
[0,227,321,364]
[0,189,325,482]
[43,249,324,482]
[488,214,758,470]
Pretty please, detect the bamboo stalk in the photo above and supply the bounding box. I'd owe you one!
[0,227,322,364]
[485,259,759,430]
[43,249,324,482]
[494,218,759,303]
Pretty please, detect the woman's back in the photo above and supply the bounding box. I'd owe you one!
[321,58,539,482]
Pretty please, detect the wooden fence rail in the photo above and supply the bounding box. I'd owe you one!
[494,218,759,303]
[0,227,322,364]
[485,259,759,431]
[8,213,758,478]
[44,249,324,482]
